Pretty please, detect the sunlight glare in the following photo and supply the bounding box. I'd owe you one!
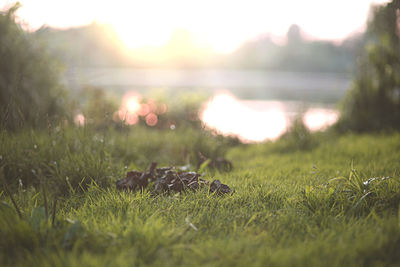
[10,0,390,54]
[126,98,141,113]
[201,93,340,142]
[303,108,339,131]
[117,91,142,125]
[200,92,288,142]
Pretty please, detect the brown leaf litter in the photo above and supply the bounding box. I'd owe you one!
[116,162,232,195]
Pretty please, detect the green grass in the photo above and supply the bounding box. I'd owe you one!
[1,128,400,266]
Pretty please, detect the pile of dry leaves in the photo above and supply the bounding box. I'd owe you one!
[116,162,232,195]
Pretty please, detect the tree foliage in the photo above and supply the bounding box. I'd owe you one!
[0,4,67,130]
[338,0,400,132]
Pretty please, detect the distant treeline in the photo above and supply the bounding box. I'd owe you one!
[35,24,132,68]
[35,23,365,72]
[226,24,365,73]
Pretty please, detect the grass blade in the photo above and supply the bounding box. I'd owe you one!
[0,167,22,219]
[52,197,57,227]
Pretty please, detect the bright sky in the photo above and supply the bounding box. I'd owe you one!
[2,0,390,53]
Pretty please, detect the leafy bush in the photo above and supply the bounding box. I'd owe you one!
[337,0,400,132]
[0,4,67,130]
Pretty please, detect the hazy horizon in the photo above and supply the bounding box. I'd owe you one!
[2,0,390,54]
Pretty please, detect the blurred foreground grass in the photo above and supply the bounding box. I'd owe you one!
[0,126,235,195]
[1,128,400,266]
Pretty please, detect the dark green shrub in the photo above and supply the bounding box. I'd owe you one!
[0,4,67,130]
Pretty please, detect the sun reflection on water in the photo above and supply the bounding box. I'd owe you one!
[200,93,288,142]
[200,92,339,143]
[303,108,339,132]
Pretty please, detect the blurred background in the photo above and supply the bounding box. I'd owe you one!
[1,0,398,143]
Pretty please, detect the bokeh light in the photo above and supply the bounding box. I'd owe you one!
[115,91,164,126]
[145,113,158,126]
[74,113,85,126]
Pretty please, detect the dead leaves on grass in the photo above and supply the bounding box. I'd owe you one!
[116,162,232,195]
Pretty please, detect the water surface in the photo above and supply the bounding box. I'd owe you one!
[67,68,344,142]
[65,68,350,102]
[200,92,339,142]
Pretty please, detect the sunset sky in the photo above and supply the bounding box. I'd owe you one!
[2,0,390,53]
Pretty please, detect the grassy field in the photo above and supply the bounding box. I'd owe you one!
[1,127,400,266]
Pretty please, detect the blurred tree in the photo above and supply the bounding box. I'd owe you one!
[287,24,303,46]
[229,24,354,73]
[0,4,67,130]
[35,23,130,68]
[338,0,400,131]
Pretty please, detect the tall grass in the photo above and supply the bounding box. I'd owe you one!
[0,125,233,196]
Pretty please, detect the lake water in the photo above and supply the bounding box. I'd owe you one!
[67,68,348,142]
[200,92,339,142]
[65,68,350,102]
